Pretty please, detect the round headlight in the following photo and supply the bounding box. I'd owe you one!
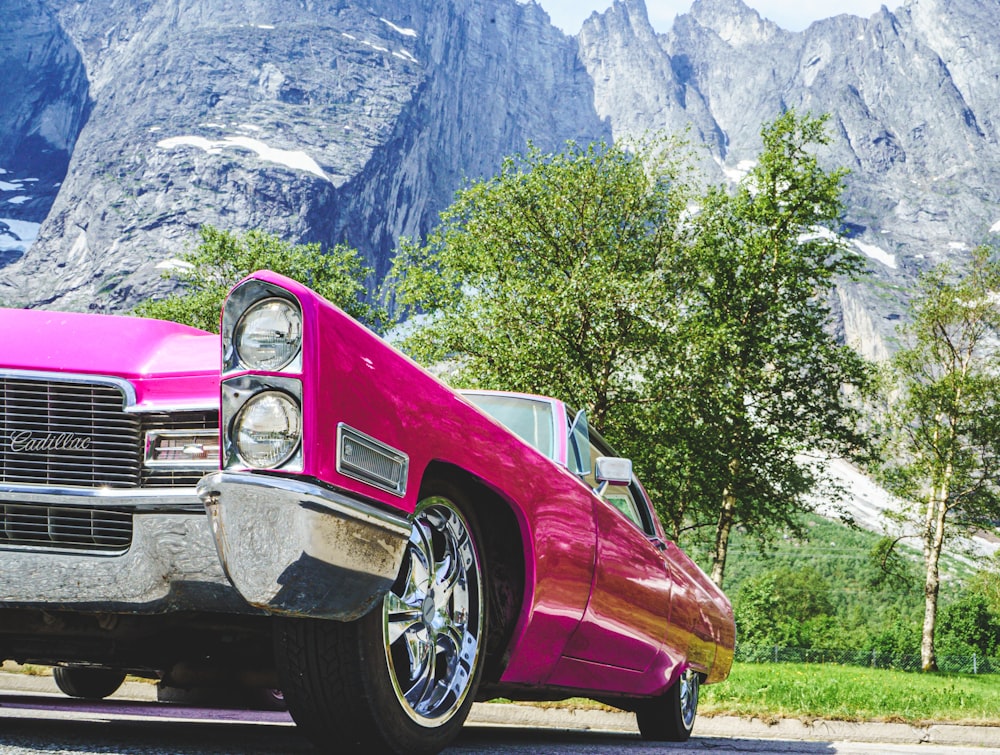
[234,297,302,371]
[233,391,302,468]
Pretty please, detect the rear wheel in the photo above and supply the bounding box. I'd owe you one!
[275,485,487,754]
[52,666,126,700]
[636,668,700,742]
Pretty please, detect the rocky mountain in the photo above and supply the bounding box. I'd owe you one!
[578,0,1000,358]
[0,1,89,270]
[0,0,607,310]
[3,0,1000,359]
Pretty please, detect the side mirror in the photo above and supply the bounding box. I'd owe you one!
[595,456,632,486]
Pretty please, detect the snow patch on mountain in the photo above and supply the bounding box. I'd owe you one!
[156,257,194,271]
[854,240,897,269]
[157,135,330,181]
[0,219,40,251]
[717,158,757,183]
[381,18,418,37]
[812,457,999,560]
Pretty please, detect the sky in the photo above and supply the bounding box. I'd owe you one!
[536,0,892,34]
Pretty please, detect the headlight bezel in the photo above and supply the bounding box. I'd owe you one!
[231,389,302,470]
[223,281,303,376]
[232,296,303,373]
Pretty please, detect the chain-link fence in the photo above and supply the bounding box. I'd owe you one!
[734,644,1000,674]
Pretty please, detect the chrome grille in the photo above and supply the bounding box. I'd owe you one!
[141,411,219,488]
[0,376,141,488]
[0,503,131,553]
[0,374,218,554]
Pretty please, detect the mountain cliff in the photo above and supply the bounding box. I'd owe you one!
[0,0,88,270]
[4,0,1000,359]
[579,0,1000,357]
[1,0,607,309]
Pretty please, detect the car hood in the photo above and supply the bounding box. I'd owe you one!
[0,308,220,410]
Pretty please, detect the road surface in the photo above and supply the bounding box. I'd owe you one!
[0,676,997,754]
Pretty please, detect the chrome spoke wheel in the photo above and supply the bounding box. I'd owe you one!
[274,483,488,754]
[383,496,484,726]
[636,667,700,742]
[678,668,699,730]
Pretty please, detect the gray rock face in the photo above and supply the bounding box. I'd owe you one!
[4,0,1000,358]
[1,0,607,309]
[0,0,88,270]
[577,0,1000,357]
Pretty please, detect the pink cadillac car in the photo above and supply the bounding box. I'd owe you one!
[0,270,733,753]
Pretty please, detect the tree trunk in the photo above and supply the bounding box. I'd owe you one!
[920,485,949,672]
[710,459,740,589]
[710,491,735,589]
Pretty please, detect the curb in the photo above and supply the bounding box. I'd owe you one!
[467,702,1000,748]
[3,672,999,749]
[689,715,1000,748]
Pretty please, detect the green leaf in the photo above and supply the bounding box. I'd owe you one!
[133,226,380,332]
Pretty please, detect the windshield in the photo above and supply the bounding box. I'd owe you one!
[462,393,555,459]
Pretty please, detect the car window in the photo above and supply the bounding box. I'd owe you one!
[603,488,645,528]
[581,433,654,535]
[462,393,555,459]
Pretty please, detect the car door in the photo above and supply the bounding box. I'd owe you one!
[550,437,673,690]
[659,538,723,674]
[561,493,672,670]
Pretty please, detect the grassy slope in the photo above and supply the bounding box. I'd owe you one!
[697,512,923,610]
[685,512,932,649]
[683,513,1000,725]
[701,662,1000,725]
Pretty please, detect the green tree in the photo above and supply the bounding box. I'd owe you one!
[667,111,871,587]
[937,592,1000,658]
[734,566,835,649]
[965,554,1000,616]
[879,248,1000,671]
[134,226,378,332]
[391,117,870,585]
[390,137,691,432]
[869,618,921,665]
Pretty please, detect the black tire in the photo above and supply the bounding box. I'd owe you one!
[156,684,215,706]
[636,668,700,742]
[274,483,487,755]
[52,666,126,700]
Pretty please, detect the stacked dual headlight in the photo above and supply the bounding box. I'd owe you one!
[233,390,301,469]
[222,286,304,471]
[233,298,302,372]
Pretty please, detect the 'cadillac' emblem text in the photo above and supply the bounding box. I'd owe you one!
[9,430,92,453]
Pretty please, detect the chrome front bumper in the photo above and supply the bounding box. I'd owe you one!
[0,485,249,613]
[197,471,411,621]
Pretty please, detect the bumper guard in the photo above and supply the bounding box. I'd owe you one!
[197,471,411,621]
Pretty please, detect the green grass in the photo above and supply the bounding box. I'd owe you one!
[701,662,1000,725]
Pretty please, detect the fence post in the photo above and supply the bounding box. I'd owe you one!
[774,646,779,663]
[974,653,978,674]
[872,649,876,667]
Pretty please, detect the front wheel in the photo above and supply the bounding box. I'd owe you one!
[53,666,126,700]
[275,486,487,755]
[636,668,700,742]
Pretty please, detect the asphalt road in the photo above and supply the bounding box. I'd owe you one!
[0,699,996,755]
[0,673,998,754]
